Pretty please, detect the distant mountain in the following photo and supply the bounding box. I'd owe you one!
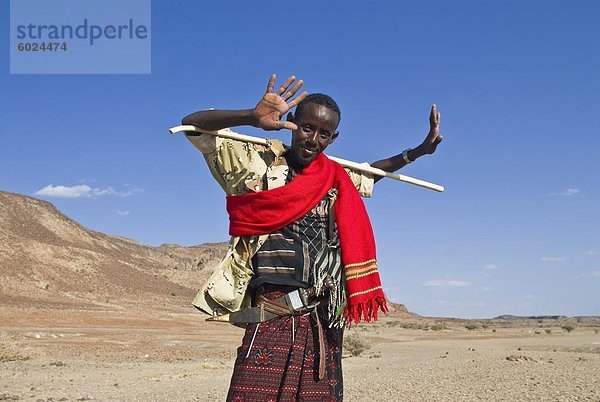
[493,314,600,325]
[0,191,228,310]
[494,315,567,320]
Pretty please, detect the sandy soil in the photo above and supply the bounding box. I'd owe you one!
[1,307,598,401]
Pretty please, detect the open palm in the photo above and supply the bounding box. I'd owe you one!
[253,74,307,131]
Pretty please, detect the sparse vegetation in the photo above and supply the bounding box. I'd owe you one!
[343,333,372,357]
[545,329,552,334]
[430,323,446,331]
[170,292,177,297]
[561,324,575,333]
[387,320,448,331]
[465,324,478,331]
[481,324,488,329]
[0,347,29,363]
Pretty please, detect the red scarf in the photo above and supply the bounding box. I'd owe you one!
[226,153,388,323]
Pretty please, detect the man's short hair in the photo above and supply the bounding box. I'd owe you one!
[295,93,341,123]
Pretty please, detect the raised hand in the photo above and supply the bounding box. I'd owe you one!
[253,74,308,131]
[420,104,443,154]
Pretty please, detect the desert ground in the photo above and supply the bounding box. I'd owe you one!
[1,305,599,402]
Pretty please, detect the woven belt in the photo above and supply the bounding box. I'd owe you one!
[207,286,330,380]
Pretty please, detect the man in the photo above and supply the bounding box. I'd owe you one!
[181,74,442,401]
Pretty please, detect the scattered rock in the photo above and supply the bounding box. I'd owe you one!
[201,361,220,370]
[506,354,538,362]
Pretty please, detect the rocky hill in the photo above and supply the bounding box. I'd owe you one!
[0,190,418,319]
[0,191,228,310]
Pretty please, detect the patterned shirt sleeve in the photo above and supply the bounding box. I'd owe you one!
[185,131,276,196]
[345,166,374,198]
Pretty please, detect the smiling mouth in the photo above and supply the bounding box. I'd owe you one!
[301,146,318,157]
[301,149,317,159]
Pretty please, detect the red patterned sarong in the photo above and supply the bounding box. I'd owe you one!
[226,285,343,401]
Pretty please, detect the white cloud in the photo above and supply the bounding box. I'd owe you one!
[114,210,130,216]
[424,279,471,288]
[541,256,566,262]
[481,286,494,291]
[34,184,143,199]
[90,186,143,197]
[484,263,497,271]
[583,250,596,257]
[551,188,581,197]
[562,188,580,196]
[590,271,600,278]
[35,184,94,198]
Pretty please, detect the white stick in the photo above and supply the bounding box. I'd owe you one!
[169,125,444,192]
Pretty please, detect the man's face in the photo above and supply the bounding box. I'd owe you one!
[288,103,339,168]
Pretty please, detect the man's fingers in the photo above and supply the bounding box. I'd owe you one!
[287,91,308,109]
[276,75,296,95]
[282,80,304,100]
[279,121,298,131]
[266,74,276,93]
[437,112,441,125]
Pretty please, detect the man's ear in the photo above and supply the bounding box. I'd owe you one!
[330,131,340,143]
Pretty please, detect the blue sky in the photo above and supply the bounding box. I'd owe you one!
[1,0,598,318]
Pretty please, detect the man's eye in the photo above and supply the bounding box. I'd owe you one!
[320,132,331,139]
[303,125,312,132]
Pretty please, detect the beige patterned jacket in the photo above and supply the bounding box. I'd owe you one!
[186,130,374,316]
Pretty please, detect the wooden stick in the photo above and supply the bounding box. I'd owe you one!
[169,125,445,192]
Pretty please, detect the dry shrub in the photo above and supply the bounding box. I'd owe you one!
[343,333,371,357]
[0,346,28,363]
[561,324,575,333]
